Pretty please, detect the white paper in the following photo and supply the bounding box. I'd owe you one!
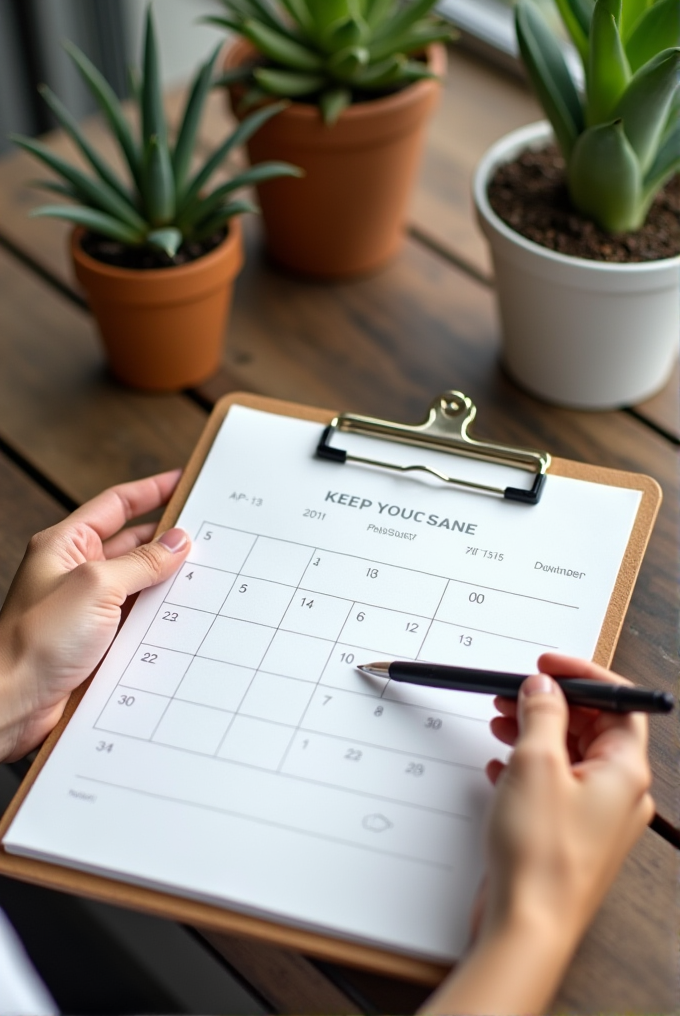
[3,407,642,962]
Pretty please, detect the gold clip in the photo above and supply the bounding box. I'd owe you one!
[316,391,551,505]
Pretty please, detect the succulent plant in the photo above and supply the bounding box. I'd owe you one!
[516,0,680,232]
[207,0,453,124]
[11,7,302,259]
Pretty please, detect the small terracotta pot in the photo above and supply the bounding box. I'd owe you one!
[71,220,244,391]
[224,40,445,279]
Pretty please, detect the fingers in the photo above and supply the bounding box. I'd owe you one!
[102,522,158,559]
[96,527,191,599]
[63,470,183,542]
[514,674,570,765]
[486,759,506,785]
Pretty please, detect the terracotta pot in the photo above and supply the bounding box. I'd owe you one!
[224,40,446,279]
[71,220,244,391]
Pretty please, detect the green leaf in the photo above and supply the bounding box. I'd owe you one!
[614,47,680,173]
[29,178,80,200]
[553,0,593,62]
[29,205,145,244]
[306,1,355,37]
[179,101,291,212]
[625,0,680,71]
[146,227,183,256]
[373,0,440,43]
[141,7,167,147]
[173,44,221,194]
[254,66,326,94]
[327,46,369,80]
[364,0,395,28]
[642,110,680,197]
[620,0,653,41]
[568,119,644,230]
[322,15,369,54]
[353,54,402,85]
[369,23,452,61]
[37,84,133,203]
[587,1,631,123]
[278,0,316,34]
[319,87,352,122]
[64,40,141,187]
[192,199,258,240]
[244,19,323,69]
[213,65,257,88]
[11,134,147,232]
[142,135,176,225]
[515,0,584,158]
[180,161,302,227]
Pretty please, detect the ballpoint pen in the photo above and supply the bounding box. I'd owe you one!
[357,660,675,714]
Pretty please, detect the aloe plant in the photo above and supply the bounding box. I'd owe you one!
[11,7,301,259]
[516,0,680,232]
[207,0,453,124]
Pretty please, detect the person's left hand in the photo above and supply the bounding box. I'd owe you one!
[0,471,190,762]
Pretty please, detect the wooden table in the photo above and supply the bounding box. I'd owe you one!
[0,47,677,1014]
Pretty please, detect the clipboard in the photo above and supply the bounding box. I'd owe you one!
[0,390,662,985]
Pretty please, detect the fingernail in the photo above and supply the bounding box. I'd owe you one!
[158,528,188,553]
[521,674,556,696]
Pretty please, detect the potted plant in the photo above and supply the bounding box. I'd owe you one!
[473,0,680,409]
[11,8,301,392]
[207,0,452,278]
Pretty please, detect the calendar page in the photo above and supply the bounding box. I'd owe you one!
[3,407,642,962]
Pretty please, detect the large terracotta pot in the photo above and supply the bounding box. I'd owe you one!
[71,220,243,392]
[224,40,446,279]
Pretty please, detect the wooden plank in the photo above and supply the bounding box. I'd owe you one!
[0,454,66,606]
[0,248,206,504]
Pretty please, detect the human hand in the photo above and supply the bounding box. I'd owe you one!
[0,471,190,762]
[421,654,654,1015]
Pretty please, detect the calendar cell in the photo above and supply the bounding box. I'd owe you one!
[166,563,236,613]
[220,575,295,627]
[95,687,168,739]
[339,602,428,658]
[152,699,233,755]
[191,524,255,572]
[300,550,446,617]
[319,643,387,696]
[302,686,495,769]
[175,658,255,712]
[434,582,569,648]
[259,630,333,682]
[145,604,215,655]
[239,673,315,726]
[281,731,490,815]
[242,536,314,586]
[198,616,275,669]
[419,619,545,676]
[122,645,190,697]
[280,589,352,641]
[217,715,293,769]
[384,677,497,724]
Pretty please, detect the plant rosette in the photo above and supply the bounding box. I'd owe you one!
[71,219,243,392]
[224,38,446,279]
[474,121,680,410]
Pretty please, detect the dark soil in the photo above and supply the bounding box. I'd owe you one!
[488,144,680,262]
[80,227,227,270]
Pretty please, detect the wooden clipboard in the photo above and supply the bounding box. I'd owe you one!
[0,391,663,985]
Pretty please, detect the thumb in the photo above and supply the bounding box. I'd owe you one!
[516,673,569,757]
[101,528,190,598]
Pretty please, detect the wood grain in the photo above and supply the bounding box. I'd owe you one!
[0,248,207,504]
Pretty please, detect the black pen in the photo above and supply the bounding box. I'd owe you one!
[357,661,674,714]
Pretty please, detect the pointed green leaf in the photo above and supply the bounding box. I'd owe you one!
[244,19,323,69]
[625,0,680,71]
[37,84,133,202]
[614,47,680,172]
[64,40,141,186]
[515,0,584,158]
[142,135,176,226]
[214,65,257,88]
[321,15,368,54]
[29,205,144,244]
[320,87,352,123]
[192,199,258,240]
[29,178,80,200]
[278,0,316,35]
[353,54,401,85]
[369,24,452,61]
[142,7,167,147]
[11,134,147,232]
[328,46,369,79]
[179,101,291,212]
[173,44,221,194]
[146,227,183,256]
[306,1,355,37]
[180,161,302,228]
[254,66,326,94]
[364,0,394,28]
[568,120,644,230]
[372,0,440,43]
[587,2,631,123]
[553,0,593,62]
[642,114,680,198]
[620,0,653,41]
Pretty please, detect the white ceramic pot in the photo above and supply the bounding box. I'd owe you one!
[473,121,680,410]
